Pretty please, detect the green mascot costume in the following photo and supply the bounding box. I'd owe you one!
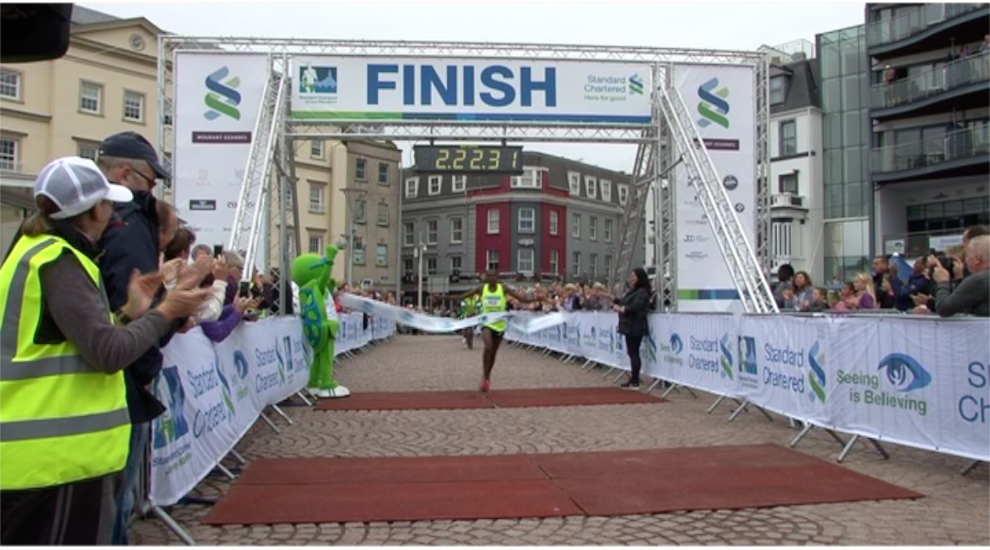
[292,244,350,399]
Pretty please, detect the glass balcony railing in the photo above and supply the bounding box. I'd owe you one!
[872,55,990,110]
[868,3,987,48]
[872,126,990,174]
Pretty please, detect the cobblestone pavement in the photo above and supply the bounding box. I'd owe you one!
[133,334,989,546]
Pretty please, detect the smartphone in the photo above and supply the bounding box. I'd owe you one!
[213,244,224,258]
[238,281,250,298]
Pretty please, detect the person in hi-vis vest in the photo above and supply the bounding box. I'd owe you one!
[0,157,210,545]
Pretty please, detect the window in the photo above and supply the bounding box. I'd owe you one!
[487,209,500,234]
[518,208,535,233]
[487,249,499,271]
[426,219,438,245]
[405,177,418,198]
[428,175,441,196]
[618,184,629,205]
[377,201,389,226]
[354,199,366,223]
[604,219,613,243]
[77,141,100,161]
[779,120,797,156]
[308,183,325,213]
[355,158,367,181]
[584,175,597,198]
[378,163,389,186]
[403,222,414,246]
[451,256,462,273]
[376,244,388,267]
[605,255,612,279]
[589,217,598,241]
[0,69,21,100]
[518,249,535,274]
[511,167,543,188]
[772,222,792,259]
[600,180,612,202]
[307,232,324,253]
[590,254,598,280]
[0,137,21,172]
[123,91,144,122]
[779,173,798,194]
[79,81,102,114]
[450,217,463,244]
[549,250,559,275]
[452,175,466,193]
[567,172,581,195]
[770,76,786,105]
[354,244,365,265]
[311,140,324,158]
[549,210,558,235]
[572,252,582,276]
[572,214,581,238]
[404,258,414,276]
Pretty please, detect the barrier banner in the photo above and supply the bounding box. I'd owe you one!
[647,314,737,397]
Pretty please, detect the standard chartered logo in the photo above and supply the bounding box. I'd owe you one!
[718,333,734,380]
[629,74,644,95]
[808,341,827,403]
[697,77,730,129]
[204,66,242,121]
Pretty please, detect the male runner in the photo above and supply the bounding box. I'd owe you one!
[460,269,537,391]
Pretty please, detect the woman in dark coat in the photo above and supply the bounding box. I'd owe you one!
[614,267,652,389]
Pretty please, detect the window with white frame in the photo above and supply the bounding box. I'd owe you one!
[376,244,388,266]
[600,179,612,202]
[572,213,581,238]
[779,120,797,156]
[567,171,581,195]
[518,207,535,233]
[487,209,500,234]
[0,137,19,171]
[355,158,367,181]
[772,222,792,259]
[311,140,324,158]
[549,250,559,275]
[426,219,438,244]
[518,249,535,274]
[589,216,598,241]
[403,222,414,246]
[450,217,463,244]
[405,177,418,198]
[452,175,466,193]
[378,162,389,185]
[308,183,325,213]
[590,254,598,280]
[123,91,144,123]
[0,69,21,100]
[486,249,499,271]
[427,257,437,275]
[428,175,442,195]
[79,81,102,114]
[354,199,366,223]
[308,231,324,253]
[451,255,462,273]
[572,251,582,276]
[604,219,613,243]
[77,141,100,162]
[549,210,558,235]
[353,244,365,265]
[604,255,612,279]
[584,175,597,199]
[779,172,799,194]
[511,166,543,189]
[618,184,629,205]
[377,201,389,226]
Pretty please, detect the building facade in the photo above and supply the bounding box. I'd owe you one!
[866,3,990,259]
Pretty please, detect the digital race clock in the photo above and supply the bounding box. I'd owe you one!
[413,145,524,174]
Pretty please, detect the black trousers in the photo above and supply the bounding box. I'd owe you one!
[625,333,644,383]
[1,474,116,545]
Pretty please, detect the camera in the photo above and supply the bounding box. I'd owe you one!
[928,254,954,278]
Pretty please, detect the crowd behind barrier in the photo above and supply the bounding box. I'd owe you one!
[505,311,990,462]
[149,312,395,507]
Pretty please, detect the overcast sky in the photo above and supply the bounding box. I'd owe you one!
[85,1,866,171]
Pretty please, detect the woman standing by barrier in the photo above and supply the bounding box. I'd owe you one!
[614,267,652,390]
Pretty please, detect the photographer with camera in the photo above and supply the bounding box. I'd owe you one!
[931,235,989,317]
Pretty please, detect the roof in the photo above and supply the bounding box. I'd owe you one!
[771,57,820,113]
[70,5,120,25]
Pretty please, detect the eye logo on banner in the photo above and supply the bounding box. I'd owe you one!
[230,350,251,401]
[670,334,684,355]
[697,77,730,129]
[878,353,932,392]
[204,66,242,121]
[153,366,190,450]
[839,353,932,417]
[719,333,734,380]
[808,341,827,403]
[299,64,337,95]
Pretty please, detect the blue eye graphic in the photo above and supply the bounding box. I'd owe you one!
[878,353,932,392]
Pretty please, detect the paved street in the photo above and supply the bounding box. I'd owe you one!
[133,334,990,546]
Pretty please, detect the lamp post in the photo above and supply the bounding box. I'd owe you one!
[415,230,426,309]
[339,187,367,288]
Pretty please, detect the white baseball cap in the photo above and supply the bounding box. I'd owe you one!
[34,157,133,219]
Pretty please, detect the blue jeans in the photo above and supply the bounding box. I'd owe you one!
[112,422,149,546]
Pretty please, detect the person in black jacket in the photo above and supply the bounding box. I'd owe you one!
[614,267,652,390]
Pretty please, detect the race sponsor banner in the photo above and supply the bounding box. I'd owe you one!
[648,314,737,397]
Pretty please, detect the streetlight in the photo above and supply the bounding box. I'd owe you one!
[414,230,427,309]
[339,187,367,288]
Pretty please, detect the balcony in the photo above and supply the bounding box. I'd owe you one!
[872,126,990,184]
[770,193,807,210]
[871,56,990,119]
[868,3,989,57]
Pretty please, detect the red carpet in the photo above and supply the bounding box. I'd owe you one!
[315,387,664,411]
[204,444,922,525]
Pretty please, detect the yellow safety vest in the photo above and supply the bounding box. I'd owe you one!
[481,283,507,333]
[0,234,130,490]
